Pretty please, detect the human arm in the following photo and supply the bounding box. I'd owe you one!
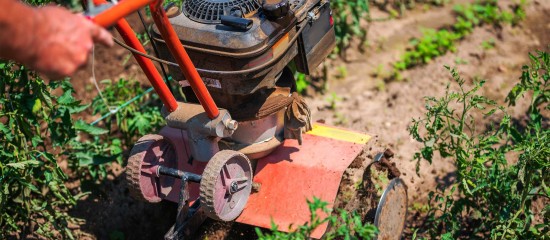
[0,0,113,79]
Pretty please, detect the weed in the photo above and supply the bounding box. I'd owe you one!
[0,1,121,237]
[375,79,387,92]
[331,0,371,55]
[408,50,549,238]
[256,197,378,239]
[0,62,99,238]
[454,56,469,65]
[394,0,526,74]
[334,111,348,126]
[394,28,461,70]
[326,92,342,110]
[83,79,164,180]
[335,65,348,79]
[481,38,496,50]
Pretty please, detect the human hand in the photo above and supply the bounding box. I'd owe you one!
[26,6,114,79]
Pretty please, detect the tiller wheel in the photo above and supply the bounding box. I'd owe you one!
[126,134,178,203]
[200,150,253,221]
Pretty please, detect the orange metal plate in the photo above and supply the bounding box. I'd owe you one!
[158,124,367,238]
[236,131,364,238]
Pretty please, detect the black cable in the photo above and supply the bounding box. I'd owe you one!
[112,18,310,76]
[137,10,170,81]
[136,9,187,100]
[113,38,179,66]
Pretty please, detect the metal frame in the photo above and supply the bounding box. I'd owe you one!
[88,1,221,237]
[91,0,219,118]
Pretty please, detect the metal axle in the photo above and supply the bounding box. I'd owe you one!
[157,166,202,183]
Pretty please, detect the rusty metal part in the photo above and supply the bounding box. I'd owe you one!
[284,92,313,145]
[227,83,292,121]
[219,134,283,160]
[162,102,237,162]
[220,109,285,160]
[162,102,236,138]
[126,134,178,203]
[164,200,207,240]
[151,3,303,97]
[230,110,285,145]
[374,178,408,240]
[200,150,253,221]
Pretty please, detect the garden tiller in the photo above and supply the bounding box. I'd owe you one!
[89,0,408,239]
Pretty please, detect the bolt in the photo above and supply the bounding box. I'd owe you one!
[225,120,238,131]
[230,181,239,193]
[252,182,261,192]
[374,153,384,162]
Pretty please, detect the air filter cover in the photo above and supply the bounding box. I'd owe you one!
[182,0,261,23]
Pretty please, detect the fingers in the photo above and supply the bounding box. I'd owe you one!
[90,24,114,47]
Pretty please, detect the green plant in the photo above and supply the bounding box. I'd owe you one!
[394,0,526,73]
[326,92,342,110]
[295,72,310,94]
[85,78,164,179]
[408,51,549,238]
[335,65,348,79]
[481,38,496,50]
[331,0,371,54]
[256,197,378,239]
[454,56,469,65]
[0,1,121,237]
[0,62,102,238]
[0,1,167,238]
[394,28,460,70]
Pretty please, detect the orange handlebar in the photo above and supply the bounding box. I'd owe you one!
[91,0,155,28]
[88,0,220,119]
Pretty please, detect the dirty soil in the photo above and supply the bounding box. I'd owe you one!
[67,0,550,239]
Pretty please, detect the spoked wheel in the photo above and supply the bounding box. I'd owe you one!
[200,150,253,221]
[126,134,178,203]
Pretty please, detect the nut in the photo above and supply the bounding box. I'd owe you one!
[225,120,239,130]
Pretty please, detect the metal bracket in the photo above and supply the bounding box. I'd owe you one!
[164,176,207,240]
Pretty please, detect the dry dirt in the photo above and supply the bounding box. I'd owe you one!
[67,1,550,239]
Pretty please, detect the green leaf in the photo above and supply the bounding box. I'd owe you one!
[31,98,42,114]
[74,120,108,135]
[76,152,117,166]
[7,160,42,169]
[57,89,76,105]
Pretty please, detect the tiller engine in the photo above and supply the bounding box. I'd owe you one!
[89,0,408,239]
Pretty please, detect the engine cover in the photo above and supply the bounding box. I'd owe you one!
[151,0,334,119]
